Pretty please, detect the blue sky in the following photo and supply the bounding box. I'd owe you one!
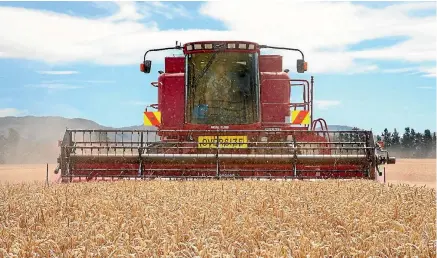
[0,1,435,134]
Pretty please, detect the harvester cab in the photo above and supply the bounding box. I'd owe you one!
[54,40,395,183]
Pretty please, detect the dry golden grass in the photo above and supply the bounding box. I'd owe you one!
[0,179,435,257]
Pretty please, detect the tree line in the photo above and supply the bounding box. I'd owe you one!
[376,127,436,159]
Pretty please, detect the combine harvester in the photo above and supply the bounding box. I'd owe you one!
[54,40,396,183]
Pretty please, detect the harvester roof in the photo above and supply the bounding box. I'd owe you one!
[183,41,259,54]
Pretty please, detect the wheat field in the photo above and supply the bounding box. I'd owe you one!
[0,159,435,257]
[385,158,436,189]
[0,178,435,257]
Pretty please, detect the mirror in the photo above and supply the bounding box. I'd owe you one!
[140,60,152,73]
[296,59,307,73]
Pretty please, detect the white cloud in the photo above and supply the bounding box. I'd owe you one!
[199,1,436,73]
[82,80,116,84]
[0,108,27,117]
[40,79,116,84]
[381,66,436,77]
[101,2,145,22]
[0,3,159,64]
[382,67,418,73]
[37,70,79,75]
[124,101,152,106]
[417,86,435,90]
[24,83,83,89]
[315,100,341,110]
[418,67,436,77]
[147,1,191,19]
[0,1,435,74]
[23,79,115,92]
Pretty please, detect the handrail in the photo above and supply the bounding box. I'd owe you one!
[311,118,331,142]
[145,104,158,112]
[289,78,313,127]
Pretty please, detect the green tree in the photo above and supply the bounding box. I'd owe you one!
[391,128,401,148]
[401,127,415,158]
[339,132,350,143]
[350,127,361,143]
[410,129,416,144]
[401,127,413,151]
[413,132,423,158]
[431,132,437,158]
[381,128,392,148]
[423,129,433,158]
[375,128,436,158]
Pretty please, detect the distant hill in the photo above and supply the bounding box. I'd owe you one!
[315,125,357,131]
[0,116,108,142]
[0,115,156,136]
[0,116,365,164]
[0,116,156,164]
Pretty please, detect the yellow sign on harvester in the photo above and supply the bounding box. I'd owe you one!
[144,111,161,126]
[291,110,310,125]
[198,136,248,148]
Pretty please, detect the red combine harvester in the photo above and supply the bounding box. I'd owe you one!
[54,40,395,183]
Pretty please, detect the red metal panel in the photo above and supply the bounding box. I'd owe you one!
[183,123,261,130]
[259,55,282,72]
[165,57,185,73]
[158,74,164,117]
[159,73,185,129]
[260,72,290,124]
[64,162,368,182]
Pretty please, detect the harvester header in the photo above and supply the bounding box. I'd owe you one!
[54,40,395,183]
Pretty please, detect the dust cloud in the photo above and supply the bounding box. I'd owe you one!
[0,116,106,164]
